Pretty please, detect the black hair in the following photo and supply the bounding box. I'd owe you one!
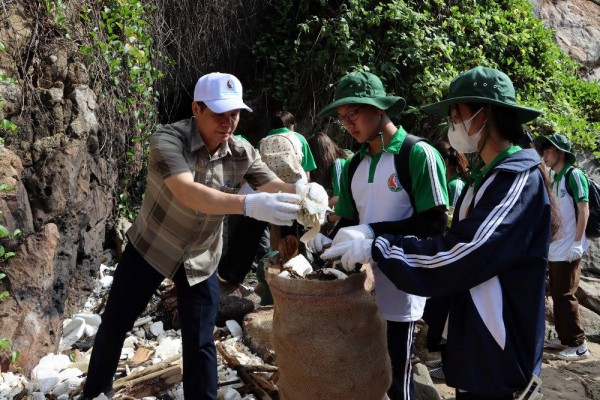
[307,131,349,190]
[269,111,295,130]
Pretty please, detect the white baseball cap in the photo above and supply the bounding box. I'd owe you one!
[193,72,252,113]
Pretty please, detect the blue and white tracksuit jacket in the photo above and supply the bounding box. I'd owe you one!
[373,149,550,396]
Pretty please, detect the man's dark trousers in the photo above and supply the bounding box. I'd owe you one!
[83,243,219,400]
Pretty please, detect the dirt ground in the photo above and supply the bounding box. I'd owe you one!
[431,341,600,399]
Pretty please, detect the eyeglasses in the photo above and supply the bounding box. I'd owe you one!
[336,105,366,125]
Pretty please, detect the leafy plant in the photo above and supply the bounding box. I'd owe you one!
[43,0,68,30]
[251,0,599,155]
[0,40,18,139]
[0,272,20,366]
[78,0,165,220]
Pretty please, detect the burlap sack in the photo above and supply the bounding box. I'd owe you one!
[267,269,391,400]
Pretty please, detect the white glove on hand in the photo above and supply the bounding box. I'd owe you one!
[320,239,374,272]
[244,192,301,226]
[332,224,374,246]
[307,232,333,253]
[567,240,584,262]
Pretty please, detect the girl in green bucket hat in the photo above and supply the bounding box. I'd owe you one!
[319,66,561,399]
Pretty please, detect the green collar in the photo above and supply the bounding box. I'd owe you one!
[470,145,521,191]
[358,126,407,159]
[448,173,463,182]
[267,127,291,136]
[553,163,573,185]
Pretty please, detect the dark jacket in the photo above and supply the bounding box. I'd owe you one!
[373,148,550,396]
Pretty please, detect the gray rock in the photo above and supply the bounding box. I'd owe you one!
[414,363,441,400]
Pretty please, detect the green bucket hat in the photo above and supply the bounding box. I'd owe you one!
[317,71,406,118]
[420,66,542,123]
[534,133,576,164]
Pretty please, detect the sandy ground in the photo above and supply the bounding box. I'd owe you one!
[431,341,600,399]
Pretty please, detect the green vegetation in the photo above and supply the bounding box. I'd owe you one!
[252,0,599,155]
[43,0,68,30]
[79,0,164,220]
[0,40,18,141]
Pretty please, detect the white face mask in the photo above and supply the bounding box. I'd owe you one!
[448,108,486,154]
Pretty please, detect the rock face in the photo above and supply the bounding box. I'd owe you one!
[531,0,600,80]
[0,3,118,373]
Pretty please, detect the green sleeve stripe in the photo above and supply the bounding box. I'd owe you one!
[570,168,589,202]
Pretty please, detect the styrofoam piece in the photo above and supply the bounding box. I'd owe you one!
[149,321,164,337]
[58,368,83,380]
[74,313,101,337]
[278,270,291,279]
[58,317,86,351]
[123,336,139,349]
[154,337,182,360]
[133,316,153,327]
[52,376,83,397]
[321,268,348,279]
[283,254,313,277]
[225,320,243,338]
[99,275,113,288]
[31,368,60,394]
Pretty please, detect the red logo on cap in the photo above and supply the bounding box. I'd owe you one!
[227,79,233,90]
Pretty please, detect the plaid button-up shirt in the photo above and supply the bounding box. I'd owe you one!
[128,118,277,285]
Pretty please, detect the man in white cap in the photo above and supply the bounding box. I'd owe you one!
[82,72,327,400]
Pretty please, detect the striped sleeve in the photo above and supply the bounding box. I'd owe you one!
[409,142,449,213]
[372,169,543,297]
[568,168,589,203]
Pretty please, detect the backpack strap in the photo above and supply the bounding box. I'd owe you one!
[564,166,579,220]
[346,134,424,217]
[395,134,424,212]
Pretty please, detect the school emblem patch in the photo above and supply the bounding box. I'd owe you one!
[388,173,403,192]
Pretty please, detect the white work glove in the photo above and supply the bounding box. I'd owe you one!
[566,240,584,262]
[296,182,329,223]
[244,192,301,226]
[307,232,333,253]
[332,224,374,246]
[320,239,374,272]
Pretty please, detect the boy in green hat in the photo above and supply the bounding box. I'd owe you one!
[313,70,449,400]
[536,133,590,360]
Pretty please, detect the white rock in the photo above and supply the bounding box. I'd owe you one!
[31,368,60,394]
[52,376,83,397]
[57,394,70,400]
[225,320,243,338]
[142,397,157,400]
[59,317,86,351]
[283,254,313,277]
[154,337,182,360]
[149,321,164,337]
[29,392,46,400]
